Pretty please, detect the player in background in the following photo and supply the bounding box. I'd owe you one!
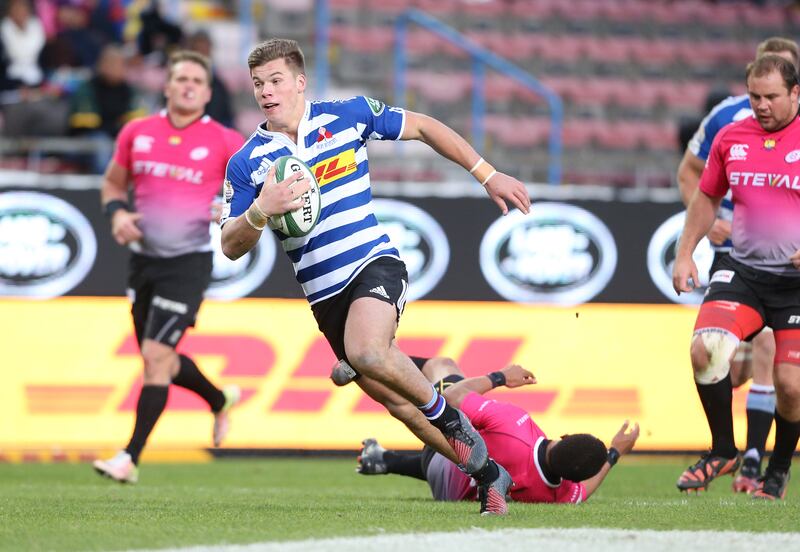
[94,50,245,484]
[674,55,800,500]
[346,358,639,504]
[675,37,798,493]
[220,39,530,515]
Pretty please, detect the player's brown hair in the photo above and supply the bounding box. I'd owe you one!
[167,50,213,84]
[247,38,306,75]
[746,54,800,92]
[756,37,799,69]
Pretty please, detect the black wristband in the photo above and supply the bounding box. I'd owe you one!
[487,371,506,388]
[104,200,130,219]
[607,447,620,467]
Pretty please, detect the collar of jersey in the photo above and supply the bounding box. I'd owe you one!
[256,101,312,148]
[158,109,210,129]
[533,436,561,488]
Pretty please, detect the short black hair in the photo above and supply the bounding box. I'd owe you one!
[549,433,607,482]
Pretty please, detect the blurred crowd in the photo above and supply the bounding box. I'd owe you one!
[0,0,234,173]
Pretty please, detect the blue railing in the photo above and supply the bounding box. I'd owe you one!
[315,0,330,97]
[394,9,563,185]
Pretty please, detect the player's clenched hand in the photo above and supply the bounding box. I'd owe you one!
[672,254,698,295]
[111,210,143,246]
[610,420,640,456]
[484,172,531,215]
[790,249,800,269]
[706,218,731,246]
[255,166,311,216]
[500,364,536,388]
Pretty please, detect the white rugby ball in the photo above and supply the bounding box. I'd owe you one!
[267,155,321,238]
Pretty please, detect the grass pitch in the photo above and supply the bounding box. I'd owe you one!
[1,457,798,551]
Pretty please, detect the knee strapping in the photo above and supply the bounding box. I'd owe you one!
[693,329,740,384]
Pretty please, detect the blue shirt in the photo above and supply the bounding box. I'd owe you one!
[221,97,405,304]
[688,94,752,252]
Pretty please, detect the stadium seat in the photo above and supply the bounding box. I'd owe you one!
[406,70,471,104]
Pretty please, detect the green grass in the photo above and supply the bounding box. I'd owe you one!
[0,457,798,551]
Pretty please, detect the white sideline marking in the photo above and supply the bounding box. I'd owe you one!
[141,528,800,552]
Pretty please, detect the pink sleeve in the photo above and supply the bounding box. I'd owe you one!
[224,128,245,157]
[554,481,587,504]
[112,120,136,170]
[698,131,729,198]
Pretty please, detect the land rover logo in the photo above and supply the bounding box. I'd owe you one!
[647,212,713,305]
[0,192,97,298]
[480,203,617,305]
[374,199,449,301]
[207,222,276,300]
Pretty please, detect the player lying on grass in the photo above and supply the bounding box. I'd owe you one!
[334,357,639,504]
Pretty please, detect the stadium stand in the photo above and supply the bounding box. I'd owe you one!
[0,0,795,185]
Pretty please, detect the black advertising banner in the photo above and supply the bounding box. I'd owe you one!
[0,187,710,305]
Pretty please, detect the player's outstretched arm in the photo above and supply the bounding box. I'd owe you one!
[221,166,309,260]
[442,364,536,409]
[400,111,530,215]
[582,420,640,499]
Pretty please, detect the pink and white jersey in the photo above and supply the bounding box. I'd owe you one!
[114,111,244,258]
[443,392,586,504]
[700,114,800,275]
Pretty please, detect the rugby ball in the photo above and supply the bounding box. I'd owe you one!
[267,155,321,238]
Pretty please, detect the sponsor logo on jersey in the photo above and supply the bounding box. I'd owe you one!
[709,270,734,284]
[132,160,204,184]
[365,97,385,116]
[729,144,749,161]
[190,147,210,161]
[373,199,450,301]
[480,203,617,305]
[785,150,800,163]
[311,148,357,187]
[133,135,154,153]
[647,212,713,305]
[0,192,97,298]
[152,295,189,315]
[729,171,800,188]
[316,127,333,142]
[764,138,776,150]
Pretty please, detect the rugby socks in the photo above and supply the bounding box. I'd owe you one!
[745,383,776,460]
[125,385,168,465]
[696,374,738,458]
[384,450,426,480]
[471,458,500,484]
[172,354,226,412]
[418,387,459,429]
[768,411,800,473]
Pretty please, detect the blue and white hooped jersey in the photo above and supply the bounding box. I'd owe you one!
[688,94,752,253]
[221,97,405,304]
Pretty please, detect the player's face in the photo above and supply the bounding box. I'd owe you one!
[164,61,212,117]
[251,58,306,131]
[747,69,799,132]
